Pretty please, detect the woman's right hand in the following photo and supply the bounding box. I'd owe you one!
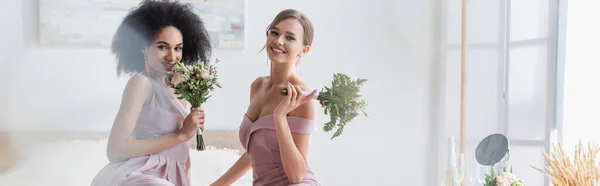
[178,107,205,140]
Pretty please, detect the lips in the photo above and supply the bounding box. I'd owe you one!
[162,62,174,70]
[271,47,286,55]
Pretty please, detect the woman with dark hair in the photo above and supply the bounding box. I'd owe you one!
[91,0,211,185]
[211,9,321,186]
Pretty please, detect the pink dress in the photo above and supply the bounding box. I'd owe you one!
[239,114,321,186]
[91,76,190,186]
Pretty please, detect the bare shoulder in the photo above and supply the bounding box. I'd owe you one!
[127,73,152,91]
[289,81,315,120]
[251,76,268,89]
[294,81,311,92]
[123,73,152,102]
[250,76,267,99]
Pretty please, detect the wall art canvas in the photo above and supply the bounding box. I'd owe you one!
[39,0,245,49]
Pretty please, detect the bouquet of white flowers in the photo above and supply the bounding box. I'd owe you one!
[165,58,221,151]
[485,166,524,186]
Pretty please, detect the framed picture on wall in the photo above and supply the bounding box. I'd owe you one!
[38,0,245,50]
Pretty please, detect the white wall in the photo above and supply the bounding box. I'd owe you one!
[0,0,440,185]
[562,1,600,153]
[0,0,24,132]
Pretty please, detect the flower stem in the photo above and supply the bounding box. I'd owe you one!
[196,131,205,151]
[280,88,319,100]
[192,107,205,151]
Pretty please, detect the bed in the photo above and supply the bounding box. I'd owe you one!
[0,131,252,186]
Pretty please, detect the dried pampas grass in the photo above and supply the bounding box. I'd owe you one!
[531,140,600,186]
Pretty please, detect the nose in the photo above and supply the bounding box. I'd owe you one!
[275,36,285,45]
[165,50,177,63]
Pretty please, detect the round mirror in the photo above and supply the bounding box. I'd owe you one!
[475,133,510,166]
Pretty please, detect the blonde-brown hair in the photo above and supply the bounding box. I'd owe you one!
[260,9,314,52]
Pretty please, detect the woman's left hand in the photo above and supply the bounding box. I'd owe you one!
[274,83,317,116]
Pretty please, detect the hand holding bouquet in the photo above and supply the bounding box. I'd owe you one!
[165,58,221,151]
[280,73,368,139]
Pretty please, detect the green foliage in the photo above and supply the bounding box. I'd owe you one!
[165,58,221,108]
[281,73,369,140]
[484,167,497,186]
[318,73,368,139]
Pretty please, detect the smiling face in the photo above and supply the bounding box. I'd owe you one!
[142,26,183,75]
[265,17,313,64]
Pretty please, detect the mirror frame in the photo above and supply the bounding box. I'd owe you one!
[475,133,510,166]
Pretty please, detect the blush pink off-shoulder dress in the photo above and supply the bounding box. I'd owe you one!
[239,114,321,186]
[91,76,190,186]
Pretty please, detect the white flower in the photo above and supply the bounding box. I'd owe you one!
[170,73,184,87]
[200,71,211,79]
[496,171,523,186]
[496,172,514,186]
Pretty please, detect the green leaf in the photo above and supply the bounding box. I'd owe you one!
[331,125,344,139]
[339,106,347,119]
[329,112,337,124]
[323,122,334,132]
[362,110,369,118]
[356,78,367,84]
[334,104,341,116]
[346,112,358,122]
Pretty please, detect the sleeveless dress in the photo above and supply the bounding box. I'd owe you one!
[91,76,190,186]
[239,114,321,186]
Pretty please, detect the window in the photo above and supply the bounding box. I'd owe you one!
[438,0,560,185]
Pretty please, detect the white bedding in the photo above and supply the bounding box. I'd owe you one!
[0,139,253,186]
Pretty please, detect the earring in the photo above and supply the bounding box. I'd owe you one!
[298,58,303,77]
[266,56,269,66]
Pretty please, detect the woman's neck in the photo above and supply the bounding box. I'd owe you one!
[267,62,296,87]
[143,70,167,87]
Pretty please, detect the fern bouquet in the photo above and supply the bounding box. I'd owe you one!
[165,58,221,151]
[280,73,368,139]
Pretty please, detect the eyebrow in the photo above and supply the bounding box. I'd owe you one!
[155,41,183,46]
[271,27,296,36]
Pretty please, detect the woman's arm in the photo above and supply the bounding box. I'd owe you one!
[187,155,192,182]
[210,153,252,186]
[183,101,192,182]
[273,103,313,184]
[272,84,316,184]
[106,74,187,163]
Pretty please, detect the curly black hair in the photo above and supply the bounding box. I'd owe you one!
[112,0,212,76]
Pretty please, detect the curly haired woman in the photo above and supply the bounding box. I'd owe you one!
[91,0,211,185]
